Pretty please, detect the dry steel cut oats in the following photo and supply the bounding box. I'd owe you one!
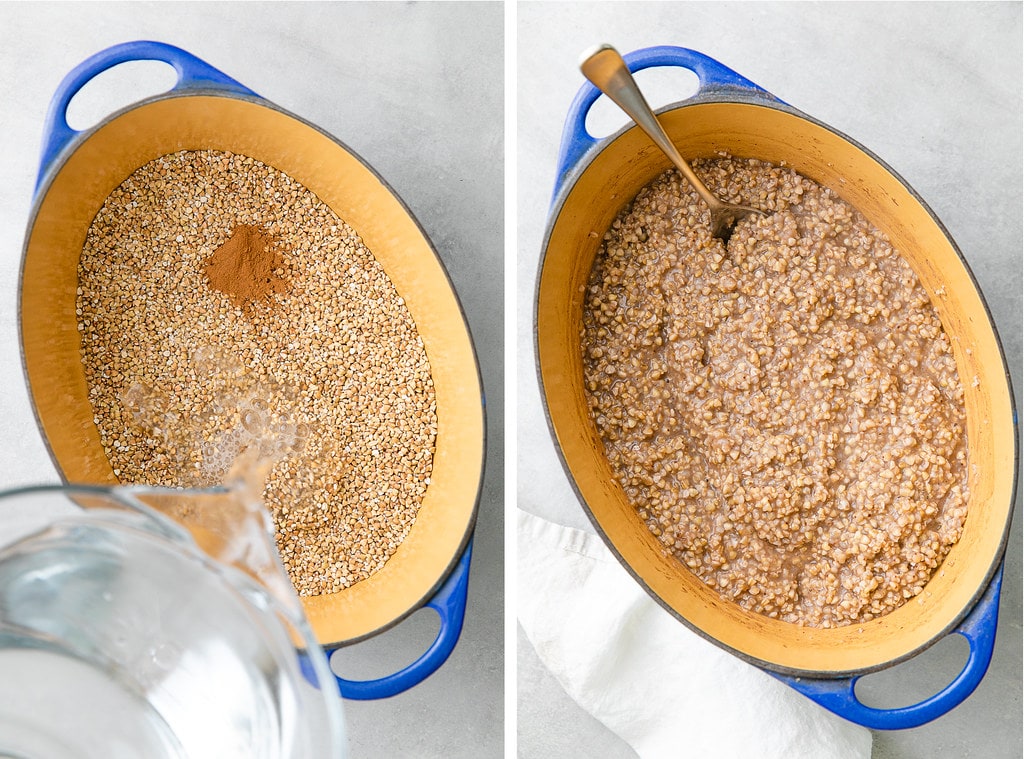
[77,149,437,596]
[581,156,969,628]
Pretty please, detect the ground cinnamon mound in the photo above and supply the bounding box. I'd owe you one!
[205,224,288,306]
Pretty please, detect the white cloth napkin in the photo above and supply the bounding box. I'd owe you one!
[518,509,872,759]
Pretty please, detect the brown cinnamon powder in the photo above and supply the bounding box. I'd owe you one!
[205,224,288,306]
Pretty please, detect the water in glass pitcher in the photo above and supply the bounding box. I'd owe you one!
[0,488,344,759]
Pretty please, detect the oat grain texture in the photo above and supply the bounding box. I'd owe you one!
[78,149,438,596]
[581,157,968,628]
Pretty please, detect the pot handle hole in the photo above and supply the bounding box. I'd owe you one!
[772,562,1004,730]
[329,538,473,700]
[553,45,778,201]
[36,40,258,193]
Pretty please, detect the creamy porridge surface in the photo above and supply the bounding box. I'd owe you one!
[581,156,968,628]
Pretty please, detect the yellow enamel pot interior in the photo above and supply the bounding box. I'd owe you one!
[536,99,1016,676]
[20,93,484,647]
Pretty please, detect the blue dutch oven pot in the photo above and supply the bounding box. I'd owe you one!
[535,45,1017,729]
[19,41,485,701]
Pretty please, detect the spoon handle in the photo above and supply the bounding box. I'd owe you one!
[580,44,722,212]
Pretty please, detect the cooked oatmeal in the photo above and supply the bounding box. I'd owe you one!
[581,157,968,628]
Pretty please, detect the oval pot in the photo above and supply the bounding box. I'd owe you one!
[535,45,1017,728]
[19,41,486,700]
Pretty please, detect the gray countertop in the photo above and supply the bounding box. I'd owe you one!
[0,2,1020,757]
[0,3,503,758]
[516,2,1021,758]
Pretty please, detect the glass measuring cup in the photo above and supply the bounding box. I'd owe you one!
[0,480,346,758]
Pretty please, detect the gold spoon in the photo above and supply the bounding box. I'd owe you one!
[580,44,765,244]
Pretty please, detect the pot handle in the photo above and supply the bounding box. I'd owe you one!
[330,538,473,700]
[553,45,779,201]
[772,562,1004,730]
[36,40,257,192]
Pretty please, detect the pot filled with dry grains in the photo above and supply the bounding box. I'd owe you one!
[19,41,484,700]
[535,46,1016,728]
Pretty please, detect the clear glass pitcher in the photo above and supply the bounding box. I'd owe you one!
[0,477,346,758]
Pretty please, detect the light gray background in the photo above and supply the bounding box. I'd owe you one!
[0,2,503,757]
[517,2,1021,758]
